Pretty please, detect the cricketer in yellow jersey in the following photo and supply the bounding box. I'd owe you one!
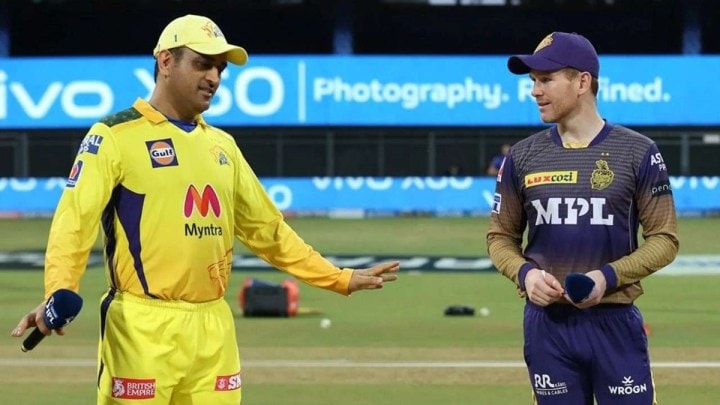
[11,14,399,405]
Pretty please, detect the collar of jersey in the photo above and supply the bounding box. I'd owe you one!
[551,120,613,148]
[132,98,208,127]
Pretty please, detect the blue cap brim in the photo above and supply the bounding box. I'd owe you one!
[508,55,568,75]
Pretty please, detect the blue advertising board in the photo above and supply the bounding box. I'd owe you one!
[1,56,719,128]
[0,176,718,218]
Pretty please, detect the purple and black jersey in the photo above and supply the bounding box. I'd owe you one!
[488,122,678,304]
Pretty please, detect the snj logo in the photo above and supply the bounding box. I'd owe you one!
[146,138,178,167]
[184,185,221,218]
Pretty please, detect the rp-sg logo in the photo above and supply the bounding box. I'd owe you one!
[66,160,83,188]
[146,139,178,168]
[184,185,221,218]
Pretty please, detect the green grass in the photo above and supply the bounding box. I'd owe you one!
[1,217,719,404]
[1,216,718,255]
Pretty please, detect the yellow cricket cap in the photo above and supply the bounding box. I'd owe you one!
[153,14,248,65]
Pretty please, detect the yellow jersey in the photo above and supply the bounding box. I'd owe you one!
[45,99,352,302]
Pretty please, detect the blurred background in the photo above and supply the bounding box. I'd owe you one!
[0,0,719,181]
[2,0,718,219]
[1,3,719,403]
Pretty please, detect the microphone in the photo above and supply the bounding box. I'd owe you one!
[21,289,83,352]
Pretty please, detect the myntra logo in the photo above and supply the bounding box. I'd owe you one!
[184,184,221,217]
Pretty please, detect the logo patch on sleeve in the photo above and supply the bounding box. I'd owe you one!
[77,134,104,155]
[496,157,506,183]
[111,377,156,399]
[492,192,502,214]
[146,138,179,168]
[651,180,672,197]
[66,160,83,188]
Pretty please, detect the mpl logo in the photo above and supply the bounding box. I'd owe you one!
[531,197,614,226]
[184,185,221,218]
[215,372,241,391]
[146,138,178,168]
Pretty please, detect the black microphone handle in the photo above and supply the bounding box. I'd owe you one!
[21,327,47,352]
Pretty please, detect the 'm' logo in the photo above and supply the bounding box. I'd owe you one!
[146,138,178,168]
[184,185,221,217]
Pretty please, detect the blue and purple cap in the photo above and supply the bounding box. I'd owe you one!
[508,32,599,78]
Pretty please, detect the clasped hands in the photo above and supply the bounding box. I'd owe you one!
[525,269,606,308]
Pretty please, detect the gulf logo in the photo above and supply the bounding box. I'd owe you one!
[145,138,179,168]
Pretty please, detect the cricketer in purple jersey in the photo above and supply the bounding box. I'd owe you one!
[487,31,678,405]
[492,123,677,303]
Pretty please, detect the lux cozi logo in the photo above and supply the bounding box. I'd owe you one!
[184,185,223,239]
[184,184,221,218]
[525,171,577,188]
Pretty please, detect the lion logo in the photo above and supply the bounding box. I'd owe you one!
[112,378,126,398]
[590,160,614,190]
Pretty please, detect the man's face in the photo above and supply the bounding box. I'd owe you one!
[166,47,228,118]
[528,68,583,124]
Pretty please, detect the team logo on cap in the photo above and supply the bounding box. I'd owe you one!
[146,139,178,168]
[534,33,554,53]
[201,21,224,39]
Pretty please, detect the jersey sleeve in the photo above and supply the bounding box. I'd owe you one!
[486,153,536,292]
[601,143,679,288]
[44,124,122,299]
[230,147,352,295]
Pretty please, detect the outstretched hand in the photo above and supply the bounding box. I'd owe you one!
[348,261,400,294]
[10,301,63,338]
